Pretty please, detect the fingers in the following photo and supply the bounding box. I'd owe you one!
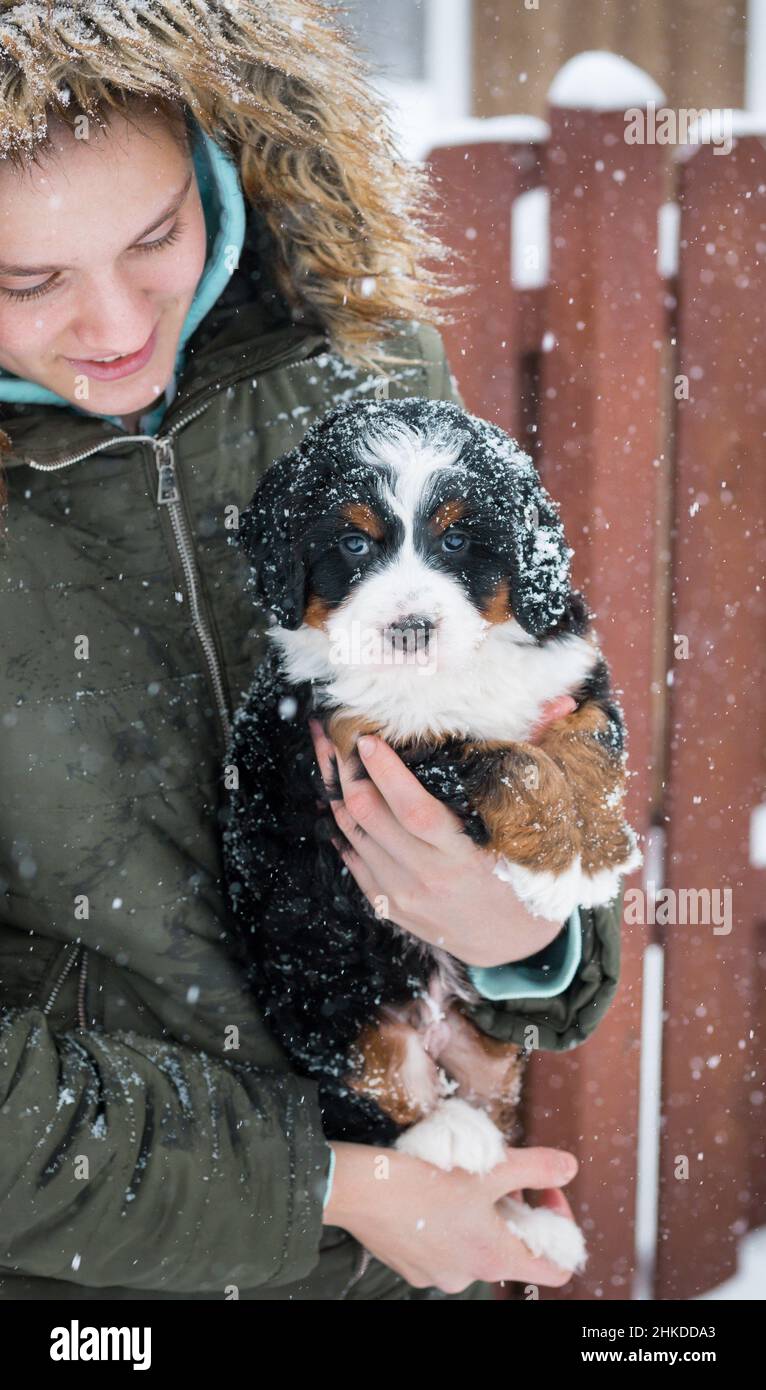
[493,1179,579,1286]
[309,719,461,872]
[331,797,420,898]
[334,750,438,871]
[530,1187,575,1222]
[309,717,341,799]
[331,830,385,908]
[353,733,468,852]
[486,1147,578,1199]
[309,719,435,927]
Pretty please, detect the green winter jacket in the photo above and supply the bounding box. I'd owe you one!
[0,120,624,1302]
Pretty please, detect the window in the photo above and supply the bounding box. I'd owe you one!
[341,0,427,81]
[328,0,472,159]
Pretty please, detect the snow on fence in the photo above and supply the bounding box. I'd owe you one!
[424,51,766,1302]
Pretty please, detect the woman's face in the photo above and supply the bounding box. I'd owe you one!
[0,111,207,418]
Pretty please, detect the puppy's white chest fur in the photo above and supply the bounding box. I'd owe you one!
[271,621,598,744]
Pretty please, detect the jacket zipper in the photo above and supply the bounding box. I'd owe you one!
[338,1244,372,1298]
[152,427,231,746]
[28,400,231,746]
[41,939,87,1028]
[77,948,90,1030]
[21,338,326,730]
[20,334,327,474]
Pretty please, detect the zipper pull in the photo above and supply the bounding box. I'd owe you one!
[154,436,179,505]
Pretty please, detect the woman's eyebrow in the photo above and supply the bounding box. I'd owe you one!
[0,169,194,277]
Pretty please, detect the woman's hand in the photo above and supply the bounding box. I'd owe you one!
[323,1139,579,1293]
[308,696,576,969]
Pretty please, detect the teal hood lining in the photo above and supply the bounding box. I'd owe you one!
[0,118,247,436]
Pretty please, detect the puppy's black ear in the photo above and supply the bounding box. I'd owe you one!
[237,454,307,630]
[234,402,379,629]
[509,484,573,637]
[553,588,591,637]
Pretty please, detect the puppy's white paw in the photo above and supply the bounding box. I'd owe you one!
[495,828,643,917]
[394,1097,506,1173]
[492,854,583,921]
[578,833,643,909]
[501,1196,588,1273]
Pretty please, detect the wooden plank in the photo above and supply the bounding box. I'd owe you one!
[424,134,545,435]
[657,132,766,1298]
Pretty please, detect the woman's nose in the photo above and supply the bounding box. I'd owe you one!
[69,272,156,355]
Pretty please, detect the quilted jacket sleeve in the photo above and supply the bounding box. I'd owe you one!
[461,885,624,1052]
[0,1007,333,1293]
[415,322,625,1052]
[468,908,583,1001]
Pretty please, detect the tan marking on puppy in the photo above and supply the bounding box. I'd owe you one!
[429,498,466,534]
[436,1004,527,1142]
[461,699,634,879]
[325,711,452,759]
[481,578,514,626]
[341,501,386,540]
[534,702,634,876]
[459,740,581,874]
[325,710,384,761]
[538,699,612,739]
[304,594,331,629]
[346,1018,442,1126]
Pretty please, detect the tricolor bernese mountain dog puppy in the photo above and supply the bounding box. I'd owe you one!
[223,398,641,1271]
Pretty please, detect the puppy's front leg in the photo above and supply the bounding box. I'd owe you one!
[532,699,642,905]
[431,1002,527,1143]
[456,740,584,920]
[345,1011,445,1127]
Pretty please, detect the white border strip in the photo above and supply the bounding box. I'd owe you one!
[633,941,665,1299]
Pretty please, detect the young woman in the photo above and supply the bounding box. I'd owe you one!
[0,1,624,1302]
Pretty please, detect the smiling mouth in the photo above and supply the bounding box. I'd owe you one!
[63,324,159,378]
[70,337,150,363]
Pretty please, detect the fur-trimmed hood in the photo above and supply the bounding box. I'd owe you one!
[0,0,454,368]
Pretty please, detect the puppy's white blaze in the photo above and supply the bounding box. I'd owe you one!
[353,422,467,537]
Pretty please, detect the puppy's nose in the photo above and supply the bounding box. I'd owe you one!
[386,614,436,651]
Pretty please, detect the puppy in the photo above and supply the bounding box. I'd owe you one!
[223,397,641,1273]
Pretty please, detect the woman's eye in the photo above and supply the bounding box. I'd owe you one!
[0,276,58,303]
[340,533,371,557]
[442,531,468,553]
[0,217,185,304]
[136,217,184,256]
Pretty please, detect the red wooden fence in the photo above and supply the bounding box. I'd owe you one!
[425,60,766,1301]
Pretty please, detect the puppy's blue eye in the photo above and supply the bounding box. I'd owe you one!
[340,532,371,557]
[442,531,468,553]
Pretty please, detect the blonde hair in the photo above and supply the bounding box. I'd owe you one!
[0,0,466,371]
